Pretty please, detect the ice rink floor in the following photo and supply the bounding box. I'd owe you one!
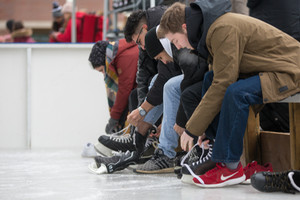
[0,149,299,200]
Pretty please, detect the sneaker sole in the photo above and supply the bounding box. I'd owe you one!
[94,142,114,157]
[134,167,174,174]
[181,174,194,184]
[194,175,246,188]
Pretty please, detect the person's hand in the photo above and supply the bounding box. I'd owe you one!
[180,131,194,151]
[50,32,59,39]
[149,124,161,138]
[105,118,118,134]
[197,133,211,149]
[127,108,144,126]
[173,123,185,136]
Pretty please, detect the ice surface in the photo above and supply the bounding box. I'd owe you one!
[0,149,298,200]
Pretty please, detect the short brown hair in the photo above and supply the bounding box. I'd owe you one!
[157,2,186,38]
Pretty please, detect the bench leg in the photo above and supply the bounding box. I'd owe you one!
[289,103,300,170]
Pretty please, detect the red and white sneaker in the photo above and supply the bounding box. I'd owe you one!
[193,162,245,188]
[242,161,273,184]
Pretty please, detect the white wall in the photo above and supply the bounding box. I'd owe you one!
[0,44,109,149]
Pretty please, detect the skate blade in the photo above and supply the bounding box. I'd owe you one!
[88,162,108,174]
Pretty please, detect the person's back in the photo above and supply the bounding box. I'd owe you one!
[11,21,35,43]
[247,0,300,132]
[55,12,84,42]
[248,0,300,41]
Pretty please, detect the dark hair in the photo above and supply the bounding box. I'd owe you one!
[124,10,146,42]
[13,21,24,31]
[6,19,14,33]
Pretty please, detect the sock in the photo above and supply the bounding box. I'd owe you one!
[225,162,239,170]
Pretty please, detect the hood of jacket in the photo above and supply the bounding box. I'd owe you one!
[146,5,167,30]
[11,28,33,38]
[187,0,231,59]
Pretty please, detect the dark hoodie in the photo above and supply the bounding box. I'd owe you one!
[136,5,168,105]
[247,0,300,41]
[186,0,232,59]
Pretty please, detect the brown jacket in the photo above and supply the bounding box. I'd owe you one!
[186,13,300,136]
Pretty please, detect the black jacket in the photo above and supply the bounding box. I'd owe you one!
[247,0,300,41]
[146,44,182,106]
[136,5,167,105]
[173,48,208,127]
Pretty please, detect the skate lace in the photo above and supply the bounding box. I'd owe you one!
[191,143,213,166]
[110,125,132,143]
[180,143,198,166]
[112,124,132,136]
[111,150,131,157]
[265,172,296,194]
[145,137,159,149]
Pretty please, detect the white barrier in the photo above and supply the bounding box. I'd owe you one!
[0,44,109,149]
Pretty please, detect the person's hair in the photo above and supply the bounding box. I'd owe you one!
[13,21,24,31]
[6,19,14,33]
[157,2,186,38]
[124,10,146,42]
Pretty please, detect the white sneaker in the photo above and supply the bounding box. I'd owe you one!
[81,143,98,158]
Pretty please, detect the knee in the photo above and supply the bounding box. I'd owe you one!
[164,78,179,96]
[224,84,241,102]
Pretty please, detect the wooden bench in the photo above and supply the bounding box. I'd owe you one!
[243,93,300,171]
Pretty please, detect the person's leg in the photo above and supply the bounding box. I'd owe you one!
[128,88,138,113]
[212,75,263,163]
[193,75,263,187]
[158,74,183,158]
[181,71,219,140]
[135,75,183,174]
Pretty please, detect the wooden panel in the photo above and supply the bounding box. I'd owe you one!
[260,131,291,171]
[289,103,300,170]
[243,107,261,165]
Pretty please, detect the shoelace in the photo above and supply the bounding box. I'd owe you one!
[180,143,199,166]
[144,137,159,149]
[265,172,296,194]
[109,125,133,143]
[191,143,213,166]
[112,150,131,157]
[183,143,215,184]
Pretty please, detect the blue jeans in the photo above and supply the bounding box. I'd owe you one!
[158,75,183,158]
[143,74,183,158]
[203,71,263,163]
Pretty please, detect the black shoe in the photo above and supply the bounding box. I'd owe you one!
[181,140,216,184]
[93,150,140,173]
[95,126,136,156]
[251,171,300,194]
[95,126,155,157]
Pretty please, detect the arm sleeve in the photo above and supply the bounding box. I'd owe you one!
[247,0,261,8]
[56,20,72,42]
[136,50,158,106]
[176,103,188,127]
[146,61,181,106]
[186,26,244,136]
[110,48,138,120]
